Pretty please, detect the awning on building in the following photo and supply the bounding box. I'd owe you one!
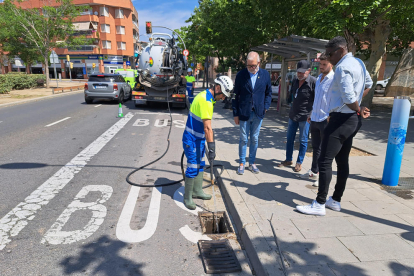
[251,35,328,60]
[73,22,94,31]
[251,35,329,106]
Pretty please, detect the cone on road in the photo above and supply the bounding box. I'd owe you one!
[118,103,123,118]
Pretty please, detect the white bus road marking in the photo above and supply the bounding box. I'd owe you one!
[45,117,71,127]
[179,225,211,244]
[41,185,113,245]
[0,113,134,251]
[132,118,185,128]
[173,186,210,243]
[94,104,102,107]
[116,186,162,243]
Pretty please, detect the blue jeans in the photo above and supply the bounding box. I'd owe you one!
[239,111,263,165]
[286,119,310,164]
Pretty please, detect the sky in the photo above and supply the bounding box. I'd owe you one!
[133,0,199,42]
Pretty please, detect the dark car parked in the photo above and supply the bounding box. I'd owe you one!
[84,73,132,104]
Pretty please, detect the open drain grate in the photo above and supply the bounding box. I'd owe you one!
[199,211,232,235]
[198,240,242,274]
[378,177,414,199]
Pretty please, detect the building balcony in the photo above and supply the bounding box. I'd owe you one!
[67,45,98,52]
[133,21,139,30]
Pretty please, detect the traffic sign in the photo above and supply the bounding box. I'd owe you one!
[49,51,59,64]
[191,63,194,67]
[183,49,189,56]
[126,61,131,66]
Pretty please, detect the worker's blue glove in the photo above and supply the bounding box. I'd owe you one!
[207,142,216,163]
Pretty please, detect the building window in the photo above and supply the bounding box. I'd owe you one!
[115,9,124,19]
[116,26,125,35]
[102,40,111,49]
[101,24,110,33]
[100,6,109,17]
[117,42,126,50]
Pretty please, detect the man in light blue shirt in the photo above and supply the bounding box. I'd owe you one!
[297,36,372,216]
[300,53,334,186]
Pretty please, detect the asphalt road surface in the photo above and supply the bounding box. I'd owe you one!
[0,93,249,275]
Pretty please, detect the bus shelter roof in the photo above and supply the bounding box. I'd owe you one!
[251,35,329,60]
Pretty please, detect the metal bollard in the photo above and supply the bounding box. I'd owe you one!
[382,96,411,186]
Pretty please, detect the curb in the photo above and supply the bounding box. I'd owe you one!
[0,89,84,109]
[215,167,284,276]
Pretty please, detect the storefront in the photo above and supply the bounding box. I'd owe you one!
[103,55,124,73]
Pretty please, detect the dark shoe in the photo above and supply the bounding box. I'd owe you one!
[192,172,212,200]
[278,160,293,167]
[293,163,302,172]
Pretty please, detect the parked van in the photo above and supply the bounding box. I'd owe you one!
[114,69,138,90]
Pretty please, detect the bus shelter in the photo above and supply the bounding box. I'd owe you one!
[251,35,328,106]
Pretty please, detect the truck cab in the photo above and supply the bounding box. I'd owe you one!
[114,69,138,90]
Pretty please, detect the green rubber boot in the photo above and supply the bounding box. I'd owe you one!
[192,172,212,200]
[184,177,196,210]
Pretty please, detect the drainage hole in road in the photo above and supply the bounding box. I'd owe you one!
[199,211,232,234]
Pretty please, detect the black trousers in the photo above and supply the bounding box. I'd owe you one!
[310,120,328,174]
[316,113,362,204]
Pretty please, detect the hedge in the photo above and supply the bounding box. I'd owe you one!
[0,73,46,94]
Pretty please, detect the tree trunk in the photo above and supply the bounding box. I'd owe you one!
[361,19,391,108]
[44,56,50,88]
[343,29,356,55]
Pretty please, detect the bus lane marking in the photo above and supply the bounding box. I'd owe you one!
[116,186,162,243]
[0,113,134,250]
[41,185,113,245]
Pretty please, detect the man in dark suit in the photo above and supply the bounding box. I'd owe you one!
[232,51,272,175]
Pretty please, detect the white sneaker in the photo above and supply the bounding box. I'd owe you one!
[312,179,319,187]
[296,200,326,216]
[299,169,319,180]
[326,196,341,211]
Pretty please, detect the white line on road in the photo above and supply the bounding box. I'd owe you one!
[45,117,71,127]
[94,104,102,107]
[116,186,162,243]
[179,225,211,244]
[0,113,134,251]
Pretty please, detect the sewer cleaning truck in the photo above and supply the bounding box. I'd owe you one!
[133,24,188,108]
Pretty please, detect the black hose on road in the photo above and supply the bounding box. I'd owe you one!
[126,89,223,188]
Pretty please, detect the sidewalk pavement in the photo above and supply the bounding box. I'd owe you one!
[211,99,414,275]
[0,80,85,107]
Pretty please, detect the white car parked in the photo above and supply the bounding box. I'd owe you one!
[375,78,389,91]
[271,76,280,102]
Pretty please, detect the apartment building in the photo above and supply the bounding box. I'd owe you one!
[3,0,139,78]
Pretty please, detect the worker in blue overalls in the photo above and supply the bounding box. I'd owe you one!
[185,68,196,104]
[182,75,234,210]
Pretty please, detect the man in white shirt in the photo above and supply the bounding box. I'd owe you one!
[296,36,372,216]
[300,53,333,186]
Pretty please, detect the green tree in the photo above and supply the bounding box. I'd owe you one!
[183,0,273,72]
[298,0,414,107]
[0,0,90,87]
